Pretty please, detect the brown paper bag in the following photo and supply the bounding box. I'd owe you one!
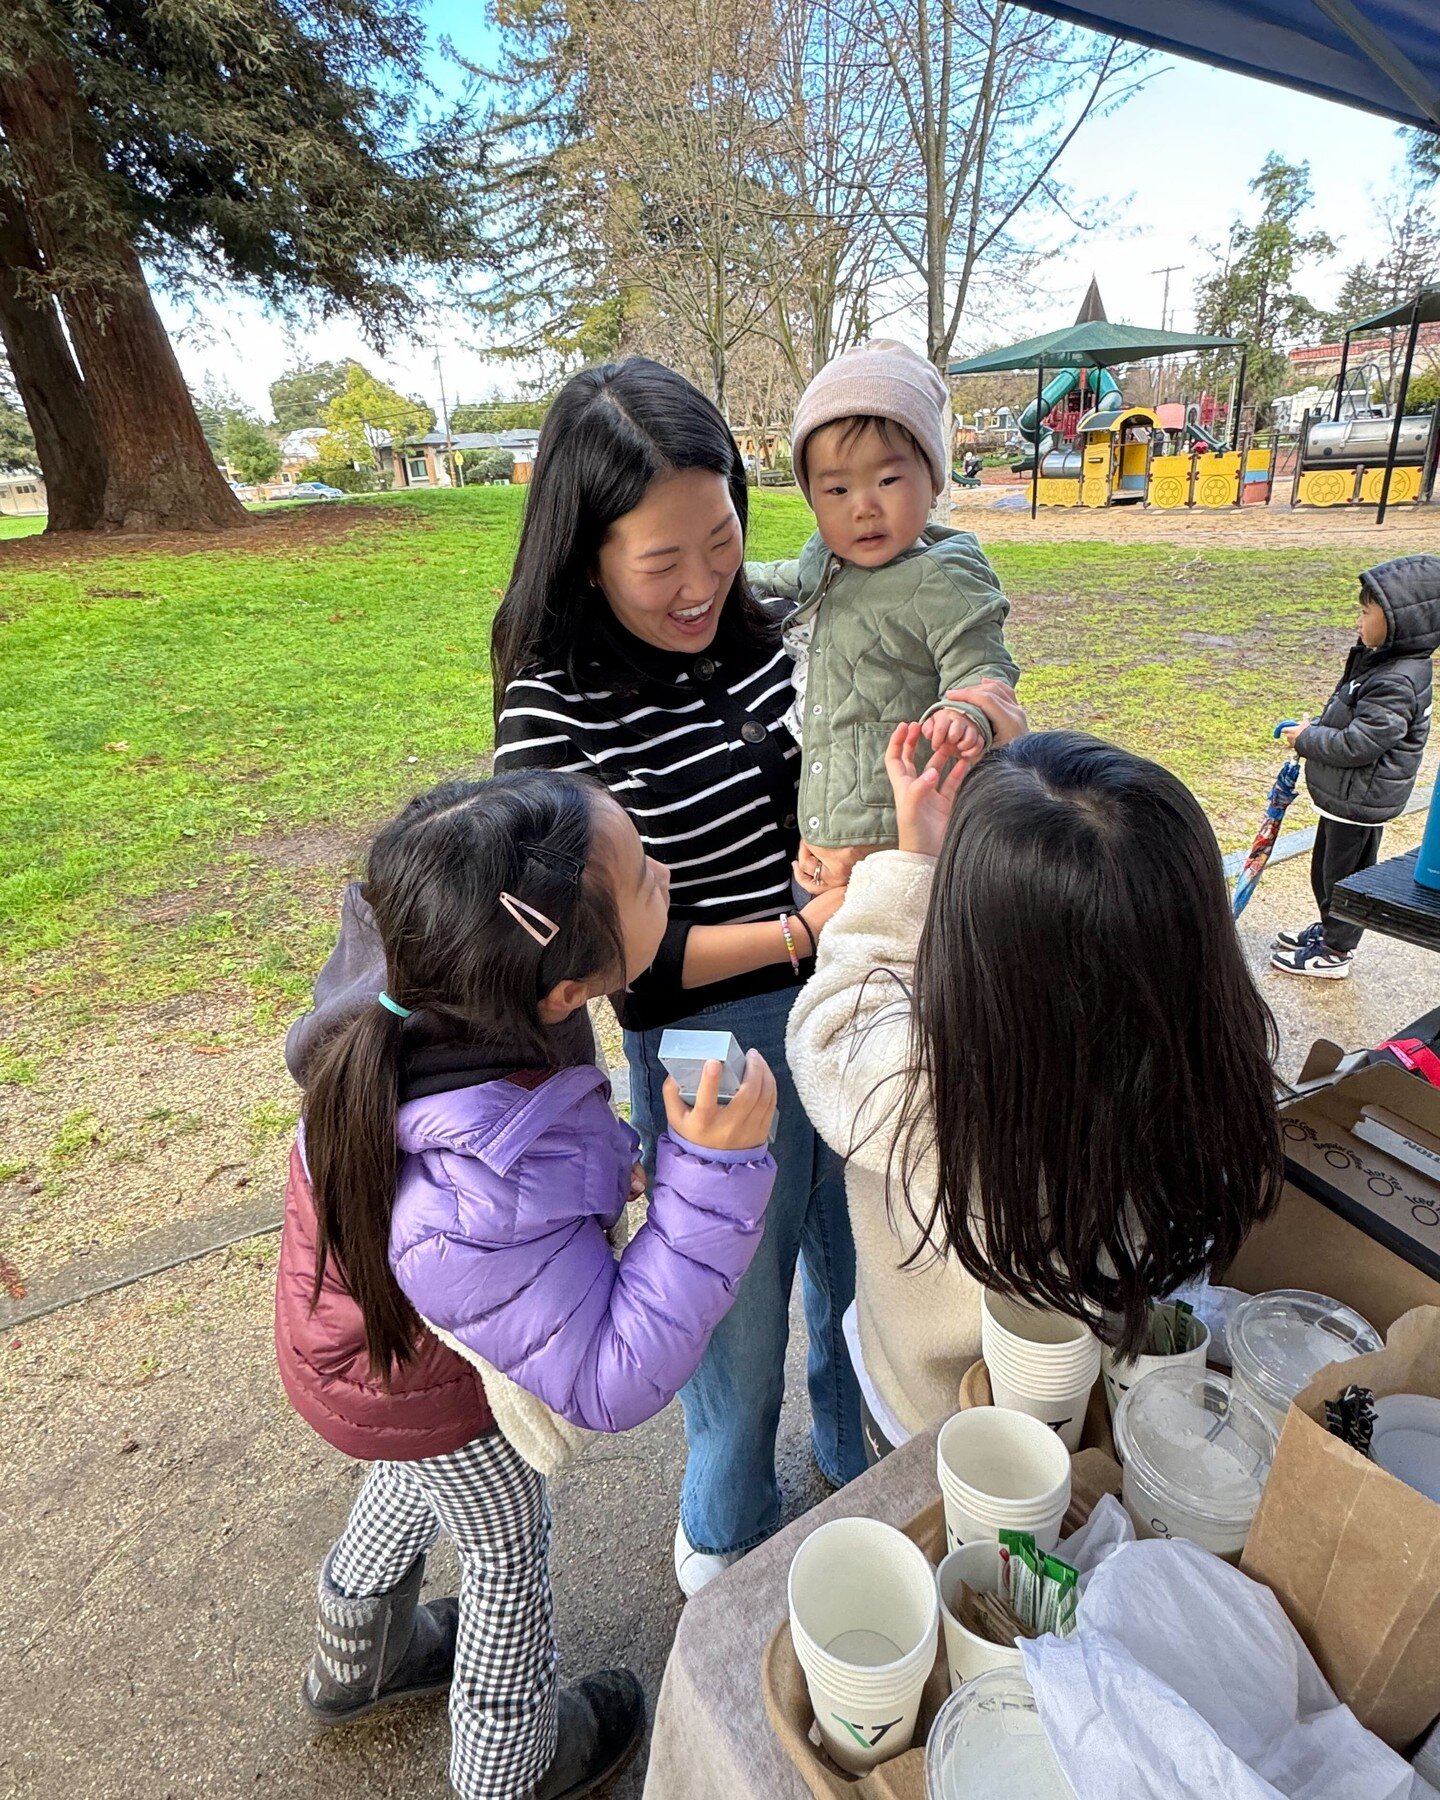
[1241,1304,1440,1750]
[761,1460,1123,1798]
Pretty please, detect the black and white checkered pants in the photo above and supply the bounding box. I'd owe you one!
[328,1431,557,1799]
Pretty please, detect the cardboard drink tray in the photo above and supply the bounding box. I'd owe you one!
[761,1368,1120,1799]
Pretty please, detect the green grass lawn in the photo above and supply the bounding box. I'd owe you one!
[0,484,1376,1053]
[0,514,46,540]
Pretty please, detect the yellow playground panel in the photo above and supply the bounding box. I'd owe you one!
[1298,463,1424,507]
[1038,406,1245,509]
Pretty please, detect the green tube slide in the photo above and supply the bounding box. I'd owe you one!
[1013,367,1122,471]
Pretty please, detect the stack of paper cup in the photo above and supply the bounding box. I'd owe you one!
[787,1517,939,1774]
[935,1409,1071,1553]
[935,1541,1025,1691]
[981,1290,1102,1451]
[1101,1309,1211,1420]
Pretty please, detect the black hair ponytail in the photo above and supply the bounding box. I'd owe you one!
[305,1004,414,1376]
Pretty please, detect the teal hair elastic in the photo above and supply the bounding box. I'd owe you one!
[377,991,413,1019]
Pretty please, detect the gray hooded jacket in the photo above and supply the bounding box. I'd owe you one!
[1297,555,1440,826]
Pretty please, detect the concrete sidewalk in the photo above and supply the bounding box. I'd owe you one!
[4,841,1438,1799]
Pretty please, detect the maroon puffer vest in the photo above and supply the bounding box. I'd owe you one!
[275,1144,493,1460]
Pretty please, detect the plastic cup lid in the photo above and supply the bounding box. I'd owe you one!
[925,1668,1072,1800]
[1229,1289,1382,1412]
[1113,1366,1277,1526]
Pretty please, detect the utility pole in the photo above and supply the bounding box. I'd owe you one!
[434,348,459,488]
[1152,264,1184,406]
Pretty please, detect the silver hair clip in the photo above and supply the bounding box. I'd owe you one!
[499,891,559,947]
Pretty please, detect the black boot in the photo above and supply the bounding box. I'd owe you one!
[531,1669,645,1800]
[302,1549,458,1726]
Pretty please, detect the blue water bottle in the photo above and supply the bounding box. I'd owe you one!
[1415,783,1440,890]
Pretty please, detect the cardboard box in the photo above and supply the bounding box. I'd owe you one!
[1225,1062,1440,1329]
[1241,1305,1440,1750]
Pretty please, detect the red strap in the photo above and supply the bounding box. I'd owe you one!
[1381,1038,1440,1088]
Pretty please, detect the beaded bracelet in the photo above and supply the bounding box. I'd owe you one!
[779,912,801,975]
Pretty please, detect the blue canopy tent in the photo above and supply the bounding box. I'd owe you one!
[1006,1,1440,131]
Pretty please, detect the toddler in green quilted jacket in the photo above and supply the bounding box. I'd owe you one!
[747,339,1020,892]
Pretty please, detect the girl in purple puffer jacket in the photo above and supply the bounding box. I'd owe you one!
[281,770,776,1800]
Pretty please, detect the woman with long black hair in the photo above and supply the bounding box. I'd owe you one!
[490,358,867,1593]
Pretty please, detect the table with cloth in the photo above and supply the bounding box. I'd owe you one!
[642,1425,940,1800]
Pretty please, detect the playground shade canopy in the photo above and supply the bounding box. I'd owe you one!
[1350,287,1440,332]
[949,322,1242,376]
[1004,1,1440,133]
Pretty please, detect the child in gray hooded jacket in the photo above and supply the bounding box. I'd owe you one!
[1272,553,1440,979]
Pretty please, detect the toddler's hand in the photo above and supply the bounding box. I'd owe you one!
[663,1050,777,1153]
[628,1162,648,1203]
[944,679,1028,748]
[885,721,972,858]
[922,707,986,766]
[1278,715,1310,746]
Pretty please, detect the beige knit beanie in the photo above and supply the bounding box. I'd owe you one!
[791,339,949,501]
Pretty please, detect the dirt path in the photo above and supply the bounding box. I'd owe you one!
[952,484,1440,548]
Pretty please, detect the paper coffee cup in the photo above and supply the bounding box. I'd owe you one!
[788,1517,938,1774]
[1102,1312,1210,1420]
[986,1369,1093,1452]
[935,1409,1071,1553]
[936,1542,1025,1691]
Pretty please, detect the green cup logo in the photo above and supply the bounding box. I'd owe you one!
[832,1712,903,1750]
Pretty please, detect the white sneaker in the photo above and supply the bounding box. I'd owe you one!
[673,1520,742,1598]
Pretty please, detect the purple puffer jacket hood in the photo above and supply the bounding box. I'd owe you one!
[389,1064,775,1433]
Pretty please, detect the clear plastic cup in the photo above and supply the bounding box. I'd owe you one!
[1102,1310,1211,1420]
[935,1541,1025,1691]
[1113,1365,1277,1561]
[925,1667,1073,1799]
[788,1517,939,1773]
[936,1409,1071,1553]
[1229,1289,1382,1433]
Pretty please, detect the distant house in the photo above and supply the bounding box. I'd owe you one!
[0,470,46,516]
[275,426,329,490]
[378,429,541,488]
[1288,325,1440,384]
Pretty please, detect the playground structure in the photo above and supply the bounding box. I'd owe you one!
[1289,287,1440,517]
[951,284,1258,516]
[953,278,1440,523]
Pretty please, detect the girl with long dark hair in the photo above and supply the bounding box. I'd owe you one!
[274,770,777,1800]
[491,357,868,1595]
[788,727,1283,1455]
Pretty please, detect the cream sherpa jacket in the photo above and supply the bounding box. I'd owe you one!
[787,850,983,1436]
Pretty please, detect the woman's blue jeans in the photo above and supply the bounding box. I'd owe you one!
[625,983,866,1555]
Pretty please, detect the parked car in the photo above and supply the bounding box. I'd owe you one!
[285,482,346,500]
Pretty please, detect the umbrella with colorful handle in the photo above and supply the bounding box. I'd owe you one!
[1232,722,1302,920]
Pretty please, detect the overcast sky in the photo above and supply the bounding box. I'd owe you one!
[160,14,1415,422]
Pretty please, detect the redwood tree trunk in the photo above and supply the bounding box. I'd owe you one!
[0,62,248,533]
[0,187,107,532]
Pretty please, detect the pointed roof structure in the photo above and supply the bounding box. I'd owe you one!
[1074,278,1108,326]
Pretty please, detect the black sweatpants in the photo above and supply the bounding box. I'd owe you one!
[1312,817,1383,954]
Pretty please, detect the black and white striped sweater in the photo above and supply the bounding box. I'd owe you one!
[493,626,809,1030]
